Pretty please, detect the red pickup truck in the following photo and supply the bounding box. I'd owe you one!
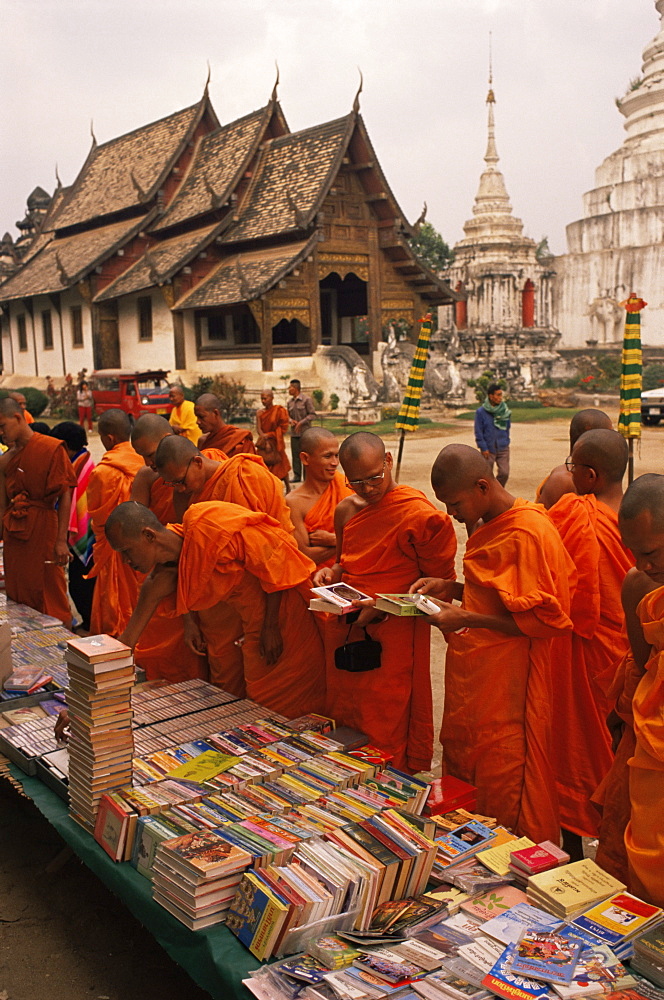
[91,369,173,419]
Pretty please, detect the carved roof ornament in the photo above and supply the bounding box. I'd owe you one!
[235,259,252,300]
[286,188,308,229]
[271,62,280,104]
[353,68,363,115]
[55,163,63,191]
[414,201,427,232]
[203,173,223,209]
[144,250,162,286]
[55,251,71,286]
[130,169,147,201]
[204,60,211,98]
[90,119,97,151]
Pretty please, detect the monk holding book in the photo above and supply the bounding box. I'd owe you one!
[312,432,456,773]
[0,398,76,625]
[107,500,324,716]
[86,409,143,636]
[194,393,254,456]
[547,429,633,853]
[287,427,352,567]
[412,444,575,843]
[616,474,664,907]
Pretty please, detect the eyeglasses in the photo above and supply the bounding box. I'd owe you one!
[565,457,594,473]
[345,460,387,490]
[162,456,194,488]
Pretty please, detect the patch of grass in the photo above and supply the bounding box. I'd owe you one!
[456,407,581,423]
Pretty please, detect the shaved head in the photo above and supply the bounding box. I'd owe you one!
[300,426,338,455]
[195,393,222,413]
[339,432,384,465]
[572,429,628,484]
[569,409,612,448]
[620,474,664,531]
[106,500,163,541]
[431,444,493,493]
[0,398,22,417]
[155,434,200,469]
[98,408,132,441]
[132,413,173,445]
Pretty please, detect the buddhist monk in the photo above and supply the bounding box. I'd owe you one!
[168,384,199,444]
[86,409,144,636]
[537,408,613,508]
[546,429,633,855]
[617,474,664,906]
[412,443,575,842]
[9,391,35,423]
[312,432,457,772]
[255,389,290,490]
[194,393,255,456]
[128,415,206,682]
[287,427,352,566]
[106,500,325,716]
[0,398,76,625]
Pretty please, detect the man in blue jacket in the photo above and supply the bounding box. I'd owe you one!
[474,382,511,486]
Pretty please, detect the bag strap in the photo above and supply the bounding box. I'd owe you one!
[344,623,373,642]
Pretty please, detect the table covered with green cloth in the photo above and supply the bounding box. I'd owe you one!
[7,764,261,1000]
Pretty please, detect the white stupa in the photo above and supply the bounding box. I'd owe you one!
[555,1,664,347]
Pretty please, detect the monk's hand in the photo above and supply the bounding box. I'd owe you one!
[350,598,386,626]
[312,565,335,587]
[183,615,207,656]
[409,577,456,601]
[260,621,283,665]
[53,539,71,567]
[309,529,335,546]
[54,709,70,743]
[425,601,469,632]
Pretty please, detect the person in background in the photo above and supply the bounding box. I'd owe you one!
[287,379,316,483]
[256,389,291,491]
[9,391,34,423]
[194,393,255,456]
[76,380,94,432]
[168,384,198,444]
[50,421,96,633]
[474,382,511,487]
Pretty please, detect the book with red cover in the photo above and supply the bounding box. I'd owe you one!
[424,776,477,816]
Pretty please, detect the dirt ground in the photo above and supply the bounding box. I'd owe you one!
[1,411,661,1000]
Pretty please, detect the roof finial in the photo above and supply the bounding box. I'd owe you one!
[55,163,62,190]
[487,33,495,104]
[90,119,97,149]
[414,201,428,232]
[204,60,211,95]
[271,61,280,103]
[353,68,363,114]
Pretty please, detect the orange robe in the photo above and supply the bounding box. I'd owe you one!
[624,585,664,907]
[189,454,293,533]
[322,486,457,772]
[169,502,324,716]
[87,441,144,636]
[2,433,77,625]
[199,425,255,457]
[256,405,290,480]
[303,473,353,568]
[443,499,575,842]
[134,476,207,683]
[547,494,633,836]
[594,652,641,884]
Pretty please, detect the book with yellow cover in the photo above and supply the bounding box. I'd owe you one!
[527,859,625,918]
[477,832,533,876]
[167,751,242,782]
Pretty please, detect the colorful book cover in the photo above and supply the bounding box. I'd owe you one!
[552,943,636,998]
[482,944,553,1000]
[482,903,559,946]
[167,750,242,781]
[572,893,662,946]
[160,830,251,876]
[462,887,529,921]
[477,835,534,876]
[508,930,583,984]
[353,950,423,983]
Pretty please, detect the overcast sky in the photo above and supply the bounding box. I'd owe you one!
[1,0,659,255]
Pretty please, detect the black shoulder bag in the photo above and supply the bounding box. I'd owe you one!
[334,624,382,673]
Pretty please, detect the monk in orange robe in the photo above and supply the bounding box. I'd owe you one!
[255,389,290,489]
[86,409,144,636]
[9,392,35,424]
[536,408,612,508]
[0,399,76,625]
[194,393,255,456]
[413,444,575,842]
[617,475,664,907]
[129,415,207,683]
[547,429,633,851]
[287,427,352,567]
[313,432,456,772]
[106,501,324,716]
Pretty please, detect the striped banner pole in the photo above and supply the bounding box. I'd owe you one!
[618,293,646,484]
[395,313,433,482]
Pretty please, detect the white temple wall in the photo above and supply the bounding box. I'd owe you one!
[117,293,175,372]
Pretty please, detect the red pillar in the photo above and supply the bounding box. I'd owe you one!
[522,279,535,328]
[455,281,467,330]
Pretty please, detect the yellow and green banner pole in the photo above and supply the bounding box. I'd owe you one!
[395,313,433,482]
[618,293,646,484]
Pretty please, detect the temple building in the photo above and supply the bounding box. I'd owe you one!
[555,0,664,348]
[0,82,454,384]
[437,74,562,397]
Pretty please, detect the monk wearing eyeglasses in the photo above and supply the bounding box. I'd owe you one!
[312,431,456,772]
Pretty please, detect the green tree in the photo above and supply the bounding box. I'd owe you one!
[409,221,454,273]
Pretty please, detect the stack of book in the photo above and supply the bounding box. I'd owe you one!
[632,924,664,986]
[65,635,135,831]
[508,842,570,886]
[571,891,663,960]
[152,829,252,930]
[526,859,626,921]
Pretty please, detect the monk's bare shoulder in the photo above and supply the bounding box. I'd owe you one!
[131,465,158,505]
[286,485,315,517]
[334,494,366,530]
[540,466,575,509]
[622,567,659,611]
